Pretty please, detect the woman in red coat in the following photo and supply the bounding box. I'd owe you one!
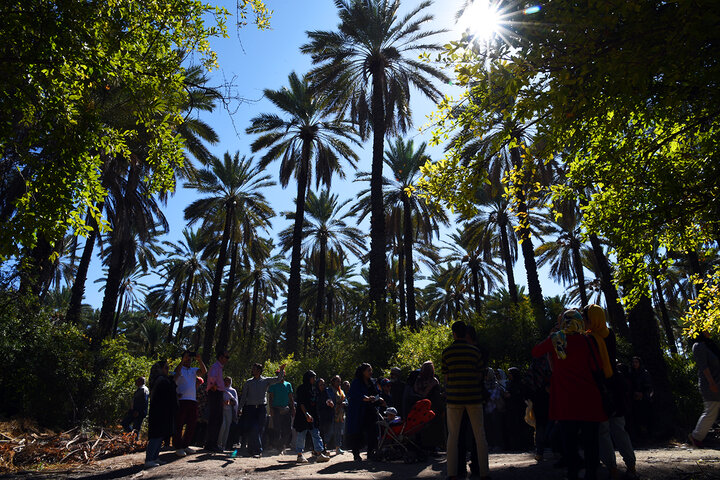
[532,309,607,480]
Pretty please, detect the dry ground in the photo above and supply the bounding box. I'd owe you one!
[3,444,720,480]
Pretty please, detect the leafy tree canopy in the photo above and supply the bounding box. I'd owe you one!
[0,0,270,260]
[417,0,720,305]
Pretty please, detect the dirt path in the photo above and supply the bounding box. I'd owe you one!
[4,444,720,480]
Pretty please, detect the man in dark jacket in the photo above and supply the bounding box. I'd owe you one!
[122,377,149,438]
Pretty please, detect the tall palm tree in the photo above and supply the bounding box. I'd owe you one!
[239,239,289,353]
[184,152,274,363]
[68,65,218,330]
[281,190,365,331]
[354,138,448,329]
[445,229,504,311]
[535,203,592,307]
[302,0,448,329]
[162,228,210,342]
[246,71,360,354]
[423,262,471,324]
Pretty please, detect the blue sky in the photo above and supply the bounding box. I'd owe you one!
[81,0,570,315]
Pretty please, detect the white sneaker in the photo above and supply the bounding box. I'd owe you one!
[297,454,308,464]
[184,447,196,455]
[316,453,330,463]
[336,447,345,455]
[175,449,187,457]
[145,460,160,468]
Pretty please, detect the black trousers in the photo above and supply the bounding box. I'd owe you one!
[204,391,223,450]
[349,421,378,458]
[560,420,600,480]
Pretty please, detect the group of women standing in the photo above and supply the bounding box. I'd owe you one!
[531,306,634,480]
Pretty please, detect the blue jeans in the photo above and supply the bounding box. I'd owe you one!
[245,405,266,455]
[296,427,324,454]
[146,437,162,462]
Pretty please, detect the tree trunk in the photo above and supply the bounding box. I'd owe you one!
[398,244,406,327]
[588,234,630,338]
[166,283,181,343]
[571,240,588,307]
[247,276,260,354]
[67,204,103,324]
[175,272,194,342]
[201,201,234,363]
[216,241,238,354]
[471,263,482,312]
[627,294,677,438]
[315,238,327,331]
[368,66,388,331]
[97,165,140,345]
[402,197,417,330]
[509,141,544,323]
[112,285,125,337]
[652,275,677,354]
[285,145,310,355]
[242,292,250,334]
[499,218,518,303]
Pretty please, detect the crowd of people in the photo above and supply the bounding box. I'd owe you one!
[122,304,720,480]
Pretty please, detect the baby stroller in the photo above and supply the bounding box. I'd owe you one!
[376,399,436,463]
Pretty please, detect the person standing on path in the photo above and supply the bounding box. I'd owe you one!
[204,350,230,453]
[173,351,207,456]
[688,330,720,448]
[121,377,149,438]
[219,377,238,451]
[583,304,637,479]
[145,361,177,468]
[532,310,606,480]
[268,376,295,453]
[294,370,330,463]
[346,363,384,463]
[238,363,286,457]
[442,321,490,480]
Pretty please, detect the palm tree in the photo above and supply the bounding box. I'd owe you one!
[246,71,359,354]
[423,262,471,324]
[239,239,289,353]
[184,152,274,363]
[354,138,449,329]
[463,169,520,304]
[161,228,210,342]
[280,190,365,331]
[262,312,286,360]
[535,203,592,307]
[302,0,448,329]
[68,65,218,330]
[445,229,504,311]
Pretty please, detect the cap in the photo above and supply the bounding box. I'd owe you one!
[385,407,398,416]
[380,378,391,386]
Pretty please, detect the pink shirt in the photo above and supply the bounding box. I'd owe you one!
[207,361,225,392]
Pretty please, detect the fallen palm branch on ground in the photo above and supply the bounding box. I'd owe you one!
[0,421,145,473]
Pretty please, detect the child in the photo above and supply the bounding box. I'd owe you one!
[385,407,402,426]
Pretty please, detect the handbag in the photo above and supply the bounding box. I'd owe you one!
[584,336,616,417]
[524,399,536,428]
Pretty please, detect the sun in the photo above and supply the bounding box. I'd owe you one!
[456,0,503,41]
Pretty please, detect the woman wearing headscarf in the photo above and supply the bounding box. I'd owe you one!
[145,360,177,468]
[346,363,382,462]
[688,330,720,448]
[414,361,440,398]
[584,304,637,480]
[532,309,607,480]
[293,370,329,463]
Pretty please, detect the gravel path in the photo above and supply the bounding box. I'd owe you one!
[4,444,720,480]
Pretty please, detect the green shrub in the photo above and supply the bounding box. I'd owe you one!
[391,323,452,376]
[665,353,704,429]
[85,336,154,427]
[0,293,154,428]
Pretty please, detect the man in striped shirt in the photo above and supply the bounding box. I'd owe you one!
[441,321,490,480]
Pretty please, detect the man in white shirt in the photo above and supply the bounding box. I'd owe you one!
[173,351,207,456]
